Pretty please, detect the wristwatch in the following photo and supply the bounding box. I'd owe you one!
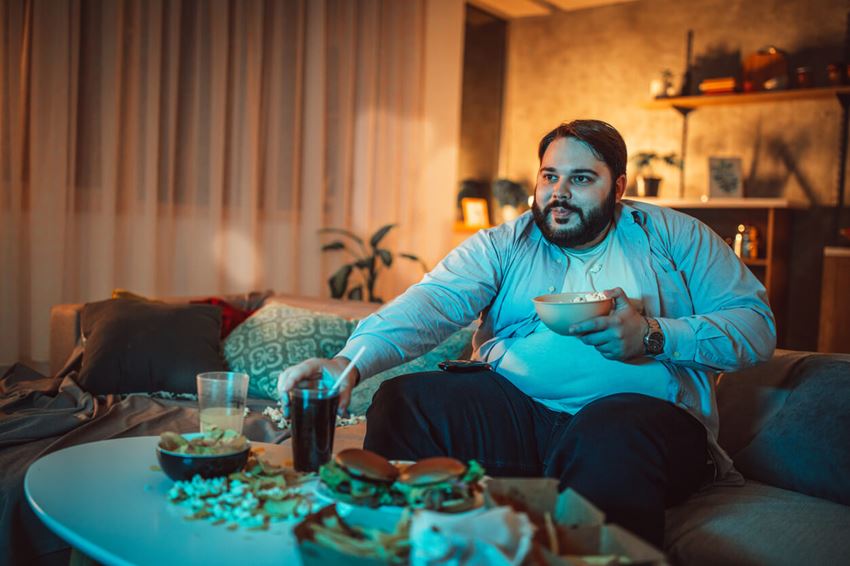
[643,317,665,356]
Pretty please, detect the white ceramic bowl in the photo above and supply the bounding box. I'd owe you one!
[532,292,613,335]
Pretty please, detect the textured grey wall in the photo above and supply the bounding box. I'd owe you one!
[500,0,849,349]
[459,8,507,185]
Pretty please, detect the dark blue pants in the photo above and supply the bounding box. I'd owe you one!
[364,370,708,548]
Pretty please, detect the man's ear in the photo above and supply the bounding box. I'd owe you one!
[614,174,627,201]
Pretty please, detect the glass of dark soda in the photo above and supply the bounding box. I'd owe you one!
[288,381,340,472]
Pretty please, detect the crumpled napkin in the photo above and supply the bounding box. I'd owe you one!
[409,506,535,566]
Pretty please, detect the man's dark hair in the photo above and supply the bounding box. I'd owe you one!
[537,120,627,179]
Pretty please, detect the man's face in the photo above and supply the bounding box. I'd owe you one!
[532,136,625,249]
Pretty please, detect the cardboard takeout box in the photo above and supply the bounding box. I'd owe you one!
[485,478,666,565]
[295,477,665,565]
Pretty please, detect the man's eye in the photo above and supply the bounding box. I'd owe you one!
[571,175,592,184]
[543,174,558,183]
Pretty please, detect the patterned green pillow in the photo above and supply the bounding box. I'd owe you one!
[223,303,357,399]
[348,327,475,415]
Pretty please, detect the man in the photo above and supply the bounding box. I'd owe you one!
[280,120,776,547]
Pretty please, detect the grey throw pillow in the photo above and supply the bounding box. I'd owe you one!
[79,299,226,394]
[720,352,850,506]
[223,303,357,399]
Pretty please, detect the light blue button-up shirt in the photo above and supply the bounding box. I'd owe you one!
[339,200,776,480]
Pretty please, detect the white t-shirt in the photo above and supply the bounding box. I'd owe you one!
[559,228,644,313]
[496,229,674,414]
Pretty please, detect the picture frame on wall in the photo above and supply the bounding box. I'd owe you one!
[461,197,490,228]
[708,157,744,199]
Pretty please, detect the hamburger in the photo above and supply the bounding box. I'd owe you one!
[318,448,404,507]
[395,456,485,512]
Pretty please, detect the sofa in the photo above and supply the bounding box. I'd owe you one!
[44,293,850,565]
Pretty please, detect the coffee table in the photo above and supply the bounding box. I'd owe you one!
[25,436,309,565]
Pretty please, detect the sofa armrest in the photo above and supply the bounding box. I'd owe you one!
[50,303,84,376]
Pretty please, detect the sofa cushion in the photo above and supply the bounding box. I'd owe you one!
[348,327,475,415]
[665,480,850,566]
[78,299,226,395]
[223,303,358,399]
[717,350,850,506]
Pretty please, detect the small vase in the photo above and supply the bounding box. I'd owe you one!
[637,176,662,197]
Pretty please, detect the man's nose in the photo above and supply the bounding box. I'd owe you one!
[552,180,571,199]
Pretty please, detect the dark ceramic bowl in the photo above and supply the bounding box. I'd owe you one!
[156,433,250,482]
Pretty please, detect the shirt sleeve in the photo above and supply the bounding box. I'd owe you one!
[337,227,505,380]
[651,213,776,371]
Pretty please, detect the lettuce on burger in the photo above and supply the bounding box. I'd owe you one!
[395,457,485,512]
[318,448,404,507]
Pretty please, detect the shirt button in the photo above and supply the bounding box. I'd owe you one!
[548,286,556,292]
[673,351,680,358]
[555,258,562,264]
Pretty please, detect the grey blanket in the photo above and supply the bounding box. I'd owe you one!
[0,364,287,566]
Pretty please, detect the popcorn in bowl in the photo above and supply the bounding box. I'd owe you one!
[532,291,614,335]
[569,291,609,303]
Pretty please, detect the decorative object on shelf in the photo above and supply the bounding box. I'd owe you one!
[492,178,529,223]
[456,179,490,222]
[650,69,676,98]
[743,46,789,92]
[795,66,813,89]
[679,30,695,96]
[319,224,427,303]
[698,76,737,95]
[461,197,491,229]
[827,62,847,86]
[708,157,744,198]
[632,151,683,197]
[733,224,760,260]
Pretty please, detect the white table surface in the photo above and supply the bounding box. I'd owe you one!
[24,436,308,566]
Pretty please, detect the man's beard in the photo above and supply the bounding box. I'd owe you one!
[532,187,617,248]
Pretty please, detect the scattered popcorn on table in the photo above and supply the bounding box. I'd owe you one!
[263,402,365,430]
[167,458,312,530]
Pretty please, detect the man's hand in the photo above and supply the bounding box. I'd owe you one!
[566,287,648,361]
[277,356,361,417]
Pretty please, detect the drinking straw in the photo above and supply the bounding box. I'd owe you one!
[329,345,366,394]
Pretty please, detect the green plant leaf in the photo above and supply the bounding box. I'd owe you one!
[662,153,683,169]
[377,249,393,267]
[321,241,346,251]
[369,224,396,249]
[318,228,364,246]
[328,264,353,298]
[400,253,428,272]
[347,286,363,300]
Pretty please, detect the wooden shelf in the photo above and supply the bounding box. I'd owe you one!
[819,246,850,353]
[453,221,490,233]
[638,201,793,347]
[627,196,807,209]
[644,86,850,110]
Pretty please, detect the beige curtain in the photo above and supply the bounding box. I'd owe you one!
[0,0,464,366]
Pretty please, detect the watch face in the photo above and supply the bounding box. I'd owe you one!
[646,332,664,355]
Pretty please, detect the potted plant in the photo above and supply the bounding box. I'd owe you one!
[632,151,683,197]
[492,179,530,223]
[319,224,427,303]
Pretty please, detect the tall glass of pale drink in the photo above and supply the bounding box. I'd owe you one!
[196,372,249,434]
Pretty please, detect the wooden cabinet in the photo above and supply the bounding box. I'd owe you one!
[818,247,850,353]
[631,197,802,346]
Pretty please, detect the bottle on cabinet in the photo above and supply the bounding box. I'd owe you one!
[734,224,759,259]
